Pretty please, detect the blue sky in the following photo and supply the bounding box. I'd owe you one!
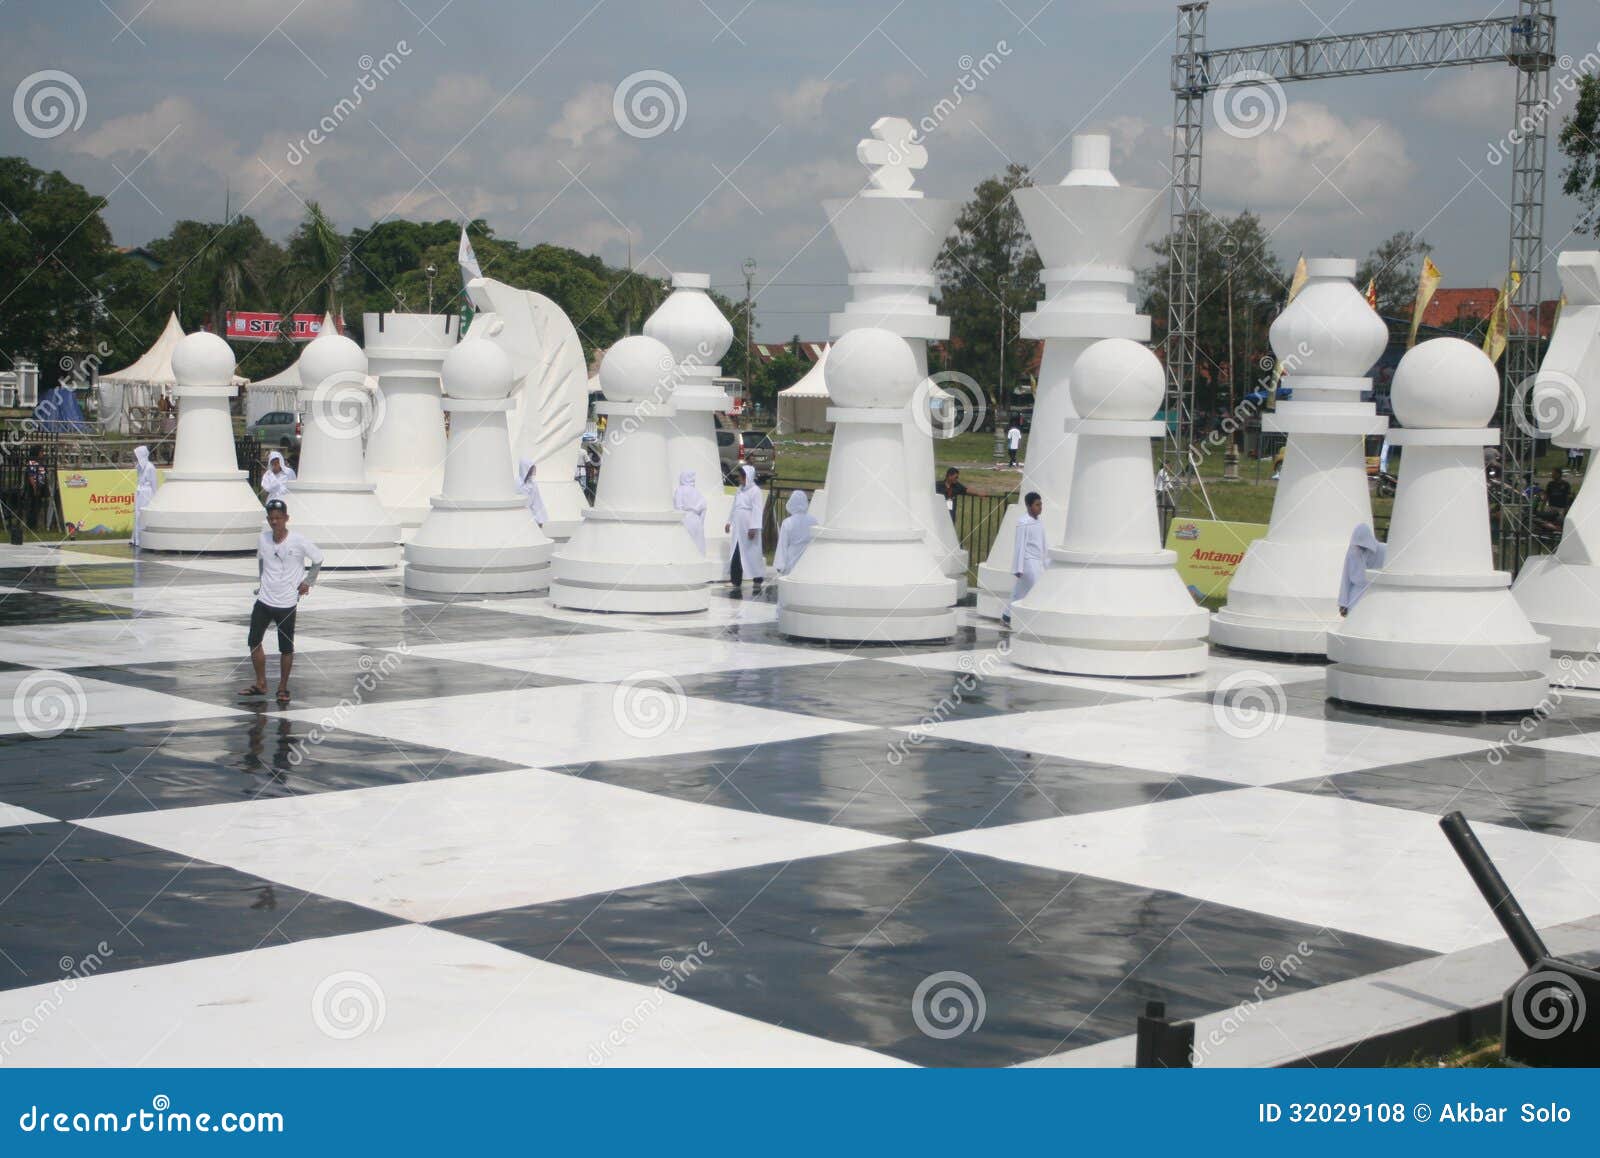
[3,0,1597,338]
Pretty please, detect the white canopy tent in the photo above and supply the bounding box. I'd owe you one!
[98,313,248,434]
[776,344,831,435]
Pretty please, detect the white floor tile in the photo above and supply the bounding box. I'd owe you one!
[0,668,238,736]
[0,616,355,669]
[0,924,908,1066]
[54,582,416,617]
[924,788,1600,953]
[81,767,895,920]
[406,629,846,682]
[0,802,54,828]
[281,680,868,767]
[911,698,1492,785]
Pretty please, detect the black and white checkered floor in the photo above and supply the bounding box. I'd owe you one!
[3,541,1600,1067]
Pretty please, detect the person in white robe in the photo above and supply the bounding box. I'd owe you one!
[131,444,157,548]
[673,469,707,554]
[1006,491,1047,624]
[515,457,549,526]
[262,451,296,502]
[1339,522,1386,614]
[773,489,817,574]
[725,464,765,595]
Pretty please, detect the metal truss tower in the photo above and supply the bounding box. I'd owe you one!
[1166,0,1557,571]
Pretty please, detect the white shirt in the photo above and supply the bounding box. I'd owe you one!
[1007,427,1022,450]
[256,530,323,609]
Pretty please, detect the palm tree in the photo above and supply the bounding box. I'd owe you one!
[278,202,347,321]
[196,219,266,339]
[611,268,665,335]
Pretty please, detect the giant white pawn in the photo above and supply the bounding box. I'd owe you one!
[1010,338,1209,676]
[549,336,710,613]
[1210,257,1390,655]
[1328,338,1549,712]
[778,328,956,642]
[1513,251,1600,684]
[283,329,400,567]
[137,332,263,552]
[363,312,459,538]
[404,335,553,593]
[643,272,734,575]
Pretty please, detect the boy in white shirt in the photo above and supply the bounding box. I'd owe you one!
[240,499,323,705]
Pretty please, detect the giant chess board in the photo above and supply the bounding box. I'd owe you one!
[2,542,1598,1067]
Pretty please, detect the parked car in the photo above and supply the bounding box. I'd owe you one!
[251,410,301,451]
[718,427,774,484]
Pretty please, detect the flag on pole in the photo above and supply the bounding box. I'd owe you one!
[1407,256,1441,349]
[1364,277,1378,310]
[458,224,482,289]
[1483,270,1521,365]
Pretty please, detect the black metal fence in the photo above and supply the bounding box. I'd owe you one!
[762,478,1017,584]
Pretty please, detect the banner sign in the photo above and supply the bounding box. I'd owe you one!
[221,312,338,342]
[1166,517,1270,600]
[56,468,164,535]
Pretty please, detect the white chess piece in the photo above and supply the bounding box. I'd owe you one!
[363,312,459,538]
[644,272,734,577]
[136,333,263,552]
[1328,338,1549,712]
[822,117,965,596]
[281,329,400,567]
[1513,251,1600,685]
[465,277,592,542]
[1211,257,1389,655]
[1010,337,1209,676]
[975,134,1163,620]
[550,336,710,613]
[405,330,553,594]
[778,327,956,642]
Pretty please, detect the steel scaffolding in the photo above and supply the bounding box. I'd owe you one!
[1166,0,1557,571]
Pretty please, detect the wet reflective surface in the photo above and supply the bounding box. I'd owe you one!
[441,843,1428,1066]
[1,544,1598,1065]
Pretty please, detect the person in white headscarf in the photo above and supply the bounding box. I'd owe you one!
[673,469,707,554]
[725,464,765,596]
[131,444,157,548]
[773,489,817,574]
[1339,522,1386,615]
[515,457,549,526]
[1005,491,1047,625]
[262,451,296,502]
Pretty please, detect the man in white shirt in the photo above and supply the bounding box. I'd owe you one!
[1006,422,1023,467]
[241,499,323,704]
[1005,491,1046,626]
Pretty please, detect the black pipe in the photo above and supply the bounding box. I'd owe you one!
[1439,811,1549,968]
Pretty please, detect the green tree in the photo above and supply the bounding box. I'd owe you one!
[1356,229,1432,319]
[1560,75,1600,234]
[935,163,1041,427]
[278,201,346,319]
[1141,210,1285,413]
[0,157,119,371]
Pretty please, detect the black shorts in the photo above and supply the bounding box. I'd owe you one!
[247,600,298,653]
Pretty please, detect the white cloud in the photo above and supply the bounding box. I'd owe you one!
[776,77,846,123]
[1420,68,1514,128]
[1207,101,1416,217]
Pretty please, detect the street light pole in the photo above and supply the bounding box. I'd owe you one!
[426,264,438,315]
[742,257,756,413]
[1223,253,1241,481]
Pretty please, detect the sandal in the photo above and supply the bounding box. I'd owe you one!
[238,685,267,697]
[275,689,292,705]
